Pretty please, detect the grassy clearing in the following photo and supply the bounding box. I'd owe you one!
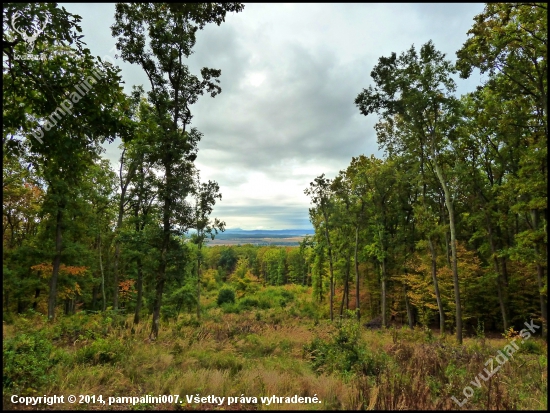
[3,285,547,410]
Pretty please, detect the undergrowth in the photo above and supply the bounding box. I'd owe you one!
[2,285,547,410]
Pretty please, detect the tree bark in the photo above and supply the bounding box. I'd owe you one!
[321,209,335,321]
[532,209,547,338]
[354,225,361,321]
[150,161,171,339]
[485,214,508,331]
[134,256,143,324]
[432,157,462,344]
[48,206,63,320]
[381,257,387,328]
[428,238,445,333]
[404,283,413,328]
[197,246,202,320]
[99,229,106,311]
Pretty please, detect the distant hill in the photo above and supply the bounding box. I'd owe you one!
[216,228,314,239]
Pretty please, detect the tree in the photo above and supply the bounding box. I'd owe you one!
[112,2,244,339]
[457,2,547,337]
[355,41,465,343]
[189,171,224,320]
[305,174,337,321]
[4,3,130,320]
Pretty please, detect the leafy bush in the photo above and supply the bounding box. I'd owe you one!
[3,331,54,394]
[520,339,544,355]
[239,297,259,309]
[221,302,240,314]
[304,317,387,376]
[75,338,126,365]
[217,287,236,306]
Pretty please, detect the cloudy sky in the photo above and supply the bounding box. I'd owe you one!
[64,3,485,230]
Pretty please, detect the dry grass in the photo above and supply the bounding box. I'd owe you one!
[3,287,547,410]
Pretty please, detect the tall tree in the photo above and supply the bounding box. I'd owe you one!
[190,172,224,320]
[112,2,243,338]
[355,41,465,343]
[305,175,336,321]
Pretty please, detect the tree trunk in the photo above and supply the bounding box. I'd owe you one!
[197,246,202,320]
[113,148,135,311]
[428,238,445,333]
[339,252,351,319]
[381,258,387,328]
[345,253,350,310]
[99,229,106,311]
[432,158,462,344]
[113,242,121,311]
[354,225,361,320]
[150,162,171,339]
[485,215,508,331]
[48,207,63,320]
[532,209,547,338]
[322,210,335,322]
[33,288,40,311]
[91,285,97,311]
[134,256,143,324]
[404,283,413,328]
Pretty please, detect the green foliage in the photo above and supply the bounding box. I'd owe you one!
[3,331,54,394]
[75,338,126,365]
[217,287,236,306]
[519,340,544,355]
[304,316,387,377]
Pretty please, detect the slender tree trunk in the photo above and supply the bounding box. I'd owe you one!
[99,230,106,311]
[150,271,165,340]
[432,158,462,344]
[113,149,135,311]
[134,256,143,324]
[404,283,413,328]
[91,285,97,311]
[381,258,387,328]
[354,225,361,321]
[322,210,335,321]
[150,162,171,339]
[532,209,547,338]
[48,207,63,320]
[33,288,40,311]
[113,242,121,311]
[485,215,508,331]
[339,282,345,320]
[197,244,202,320]
[428,238,445,333]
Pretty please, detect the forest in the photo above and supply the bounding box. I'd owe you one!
[3,2,547,410]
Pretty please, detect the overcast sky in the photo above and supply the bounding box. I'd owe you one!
[64,3,485,230]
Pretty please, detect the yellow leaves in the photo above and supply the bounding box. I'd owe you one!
[58,283,81,300]
[31,263,89,278]
[31,263,89,300]
[119,279,135,302]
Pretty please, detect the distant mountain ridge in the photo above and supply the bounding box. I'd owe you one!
[224,228,313,234]
[214,228,314,239]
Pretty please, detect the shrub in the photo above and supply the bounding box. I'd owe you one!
[3,331,54,394]
[239,297,259,309]
[217,287,236,306]
[75,338,126,365]
[520,339,544,355]
[221,302,240,314]
[304,316,387,377]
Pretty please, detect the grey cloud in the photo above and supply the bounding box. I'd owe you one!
[62,3,485,229]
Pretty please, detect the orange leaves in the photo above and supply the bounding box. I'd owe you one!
[119,279,135,302]
[58,283,82,300]
[31,263,88,278]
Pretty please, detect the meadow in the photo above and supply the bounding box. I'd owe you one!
[3,284,547,410]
